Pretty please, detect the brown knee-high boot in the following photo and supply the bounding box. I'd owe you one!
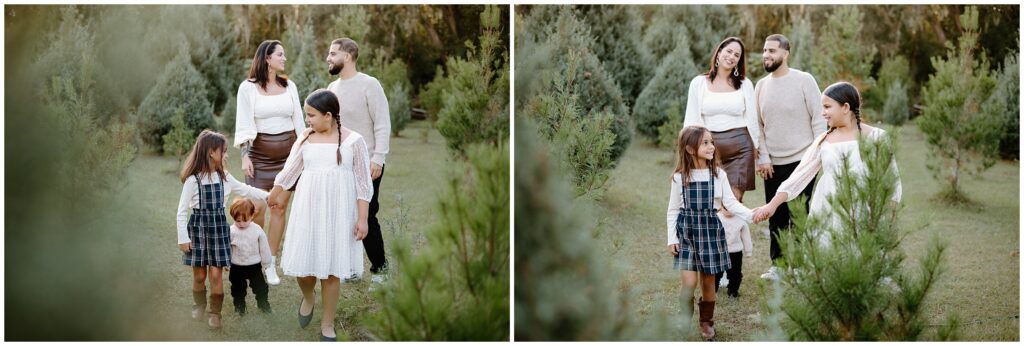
[192,290,207,320]
[208,293,224,329]
[698,298,716,340]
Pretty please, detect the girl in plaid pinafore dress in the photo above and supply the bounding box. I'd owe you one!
[667,126,755,340]
[176,130,269,329]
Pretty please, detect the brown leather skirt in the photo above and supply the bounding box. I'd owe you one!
[247,131,297,191]
[712,127,756,191]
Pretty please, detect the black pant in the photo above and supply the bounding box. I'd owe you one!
[364,164,388,273]
[229,263,269,307]
[714,252,744,295]
[764,160,815,263]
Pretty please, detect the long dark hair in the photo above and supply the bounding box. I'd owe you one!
[180,130,228,183]
[672,126,719,186]
[300,89,343,165]
[705,37,746,90]
[247,40,288,91]
[815,81,864,147]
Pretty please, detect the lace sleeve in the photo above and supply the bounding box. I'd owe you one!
[273,135,306,190]
[352,136,374,202]
[777,134,824,202]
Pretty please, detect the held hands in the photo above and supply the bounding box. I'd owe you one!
[354,220,369,240]
[179,242,192,253]
[752,204,777,224]
[267,186,286,210]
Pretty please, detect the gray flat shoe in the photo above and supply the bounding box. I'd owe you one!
[298,299,314,328]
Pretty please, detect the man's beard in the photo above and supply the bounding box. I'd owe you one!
[763,59,780,73]
[329,62,343,75]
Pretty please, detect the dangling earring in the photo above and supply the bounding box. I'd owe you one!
[715,61,719,68]
[733,68,739,77]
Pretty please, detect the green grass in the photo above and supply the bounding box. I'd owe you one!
[120,120,448,340]
[596,125,1019,341]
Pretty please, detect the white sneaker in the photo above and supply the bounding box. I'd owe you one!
[760,266,780,281]
[371,273,386,284]
[265,266,281,286]
[719,276,730,288]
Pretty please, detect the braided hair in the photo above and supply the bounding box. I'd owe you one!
[816,81,863,147]
[303,89,344,165]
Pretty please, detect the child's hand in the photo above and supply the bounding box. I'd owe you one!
[179,242,192,253]
[354,220,368,240]
[668,243,680,256]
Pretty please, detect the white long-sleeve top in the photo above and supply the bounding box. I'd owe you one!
[230,223,273,268]
[776,127,902,204]
[234,79,307,148]
[272,128,375,203]
[175,172,269,244]
[719,211,753,256]
[684,75,762,151]
[666,169,754,245]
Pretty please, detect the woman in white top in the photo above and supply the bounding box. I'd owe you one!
[753,82,902,246]
[234,40,307,285]
[684,37,762,206]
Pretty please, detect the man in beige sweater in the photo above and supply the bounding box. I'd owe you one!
[325,38,392,283]
[754,34,827,281]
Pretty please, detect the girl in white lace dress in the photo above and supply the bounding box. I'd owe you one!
[754,82,901,247]
[268,89,373,341]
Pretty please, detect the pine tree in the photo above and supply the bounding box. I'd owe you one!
[162,109,195,165]
[786,10,815,72]
[362,49,413,137]
[31,6,138,214]
[366,142,509,341]
[917,6,1002,204]
[634,43,700,140]
[326,5,371,44]
[435,5,509,157]
[811,6,877,94]
[987,53,1019,160]
[519,6,631,163]
[138,51,215,150]
[765,131,958,341]
[880,80,910,125]
[514,118,652,340]
[283,12,329,98]
[578,5,653,106]
[522,50,616,196]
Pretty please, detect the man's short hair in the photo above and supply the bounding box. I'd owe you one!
[766,34,790,51]
[331,38,359,61]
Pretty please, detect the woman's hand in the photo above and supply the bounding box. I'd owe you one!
[669,243,680,256]
[267,186,286,210]
[354,220,369,240]
[179,242,192,253]
[753,204,777,223]
[242,155,255,179]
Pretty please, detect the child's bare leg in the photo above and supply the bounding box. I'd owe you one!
[192,267,208,291]
[320,276,341,337]
[267,190,292,256]
[680,270,698,316]
[297,276,316,315]
[253,200,267,230]
[208,267,224,295]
